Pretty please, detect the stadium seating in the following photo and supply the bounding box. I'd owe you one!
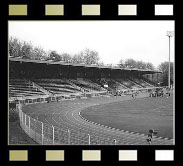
[142,77,159,87]
[33,79,83,95]
[91,78,155,91]
[9,79,45,98]
[9,77,156,99]
[69,79,105,92]
[108,79,129,90]
[85,79,107,91]
[92,78,108,87]
[131,78,154,88]
[116,78,142,89]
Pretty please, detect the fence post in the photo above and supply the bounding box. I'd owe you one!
[52,126,55,145]
[16,104,19,113]
[34,119,36,141]
[21,111,24,126]
[41,122,44,145]
[88,134,90,145]
[25,114,26,127]
[19,108,21,125]
[114,139,117,145]
[28,116,30,135]
[17,103,20,112]
[68,129,70,145]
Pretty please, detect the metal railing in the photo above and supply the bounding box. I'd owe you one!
[17,104,117,145]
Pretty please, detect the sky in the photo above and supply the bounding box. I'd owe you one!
[9,21,174,68]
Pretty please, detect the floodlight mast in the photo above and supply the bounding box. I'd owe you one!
[166,31,174,89]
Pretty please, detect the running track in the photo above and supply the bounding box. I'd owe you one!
[22,93,173,145]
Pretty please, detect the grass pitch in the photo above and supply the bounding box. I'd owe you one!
[81,96,173,138]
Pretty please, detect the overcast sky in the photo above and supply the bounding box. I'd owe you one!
[9,21,174,68]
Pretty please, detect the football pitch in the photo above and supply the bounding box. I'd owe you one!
[81,95,173,138]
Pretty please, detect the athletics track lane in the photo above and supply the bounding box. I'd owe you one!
[22,94,173,145]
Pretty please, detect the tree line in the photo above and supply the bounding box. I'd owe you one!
[157,62,174,86]
[9,37,173,86]
[8,37,156,69]
[118,59,155,70]
[9,37,100,65]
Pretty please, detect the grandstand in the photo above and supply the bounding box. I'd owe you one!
[69,78,104,92]
[9,77,155,100]
[9,57,172,145]
[9,79,46,98]
[9,57,162,101]
[33,79,83,94]
[116,78,142,89]
[131,78,155,88]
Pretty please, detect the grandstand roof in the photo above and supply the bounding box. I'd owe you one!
[9,57,162,74]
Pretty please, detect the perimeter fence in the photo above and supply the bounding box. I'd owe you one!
[17,104,117,145]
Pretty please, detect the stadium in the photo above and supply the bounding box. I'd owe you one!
[9,57,174,145]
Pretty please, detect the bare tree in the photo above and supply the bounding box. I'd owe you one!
[9,37,47,60]
[61,53,72,63]
[21,41,34,59]
[72,53,85,64]
[158,62,174,86]
[97,61,105,66]
[118,59,125,68]
[124,59,137,68]
[9,37,23,57]
[146,62,155,70]
[136,61,147,69]
[48,51,62,61]
[118,58,155,70]
[81,48,100,65]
